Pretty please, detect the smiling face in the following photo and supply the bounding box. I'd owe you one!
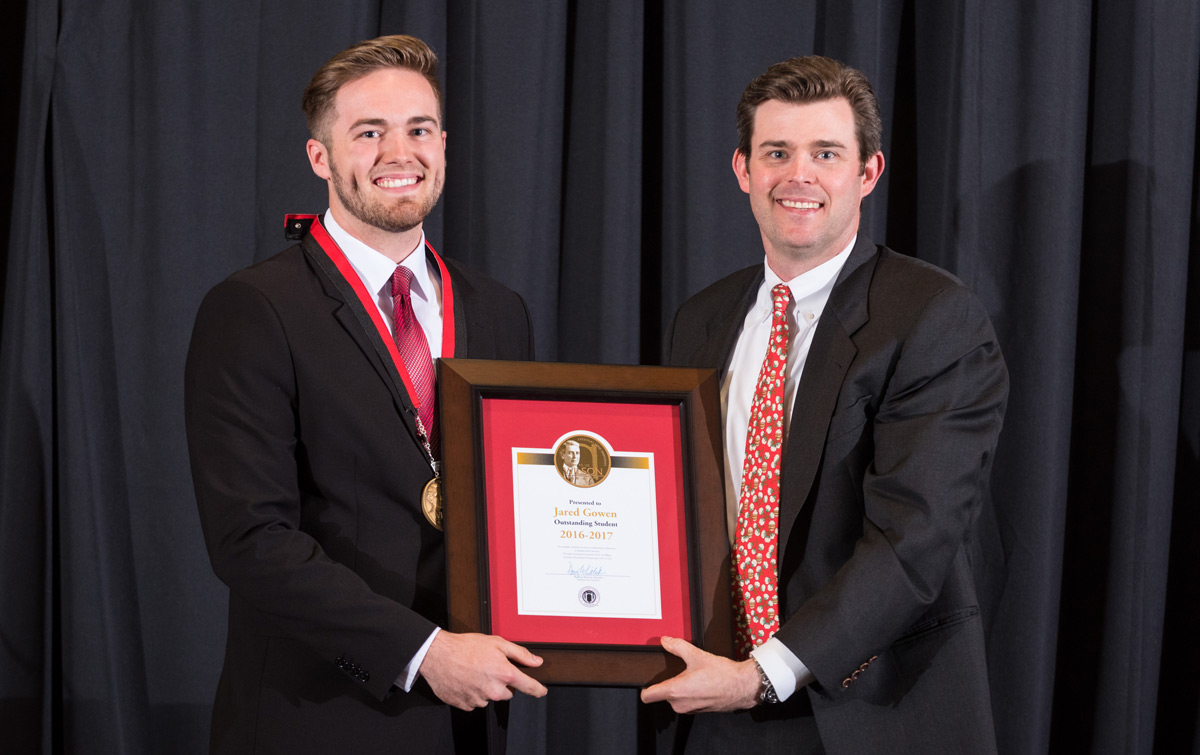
[306,67,446,258]
[733,97,883,279]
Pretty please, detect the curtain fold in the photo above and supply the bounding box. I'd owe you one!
[1,1,60,752]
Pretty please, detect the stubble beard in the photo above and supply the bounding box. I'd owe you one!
[330,155,444,234]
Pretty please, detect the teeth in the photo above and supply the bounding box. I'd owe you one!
[780,200,820,209]
[376,177,418,188]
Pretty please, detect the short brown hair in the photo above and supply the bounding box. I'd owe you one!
[302,35,443,142]
[736,55,882,169]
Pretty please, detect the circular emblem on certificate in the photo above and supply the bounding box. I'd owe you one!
[578,587,600,607]
[422,476,444,531]
[554,433,611,487]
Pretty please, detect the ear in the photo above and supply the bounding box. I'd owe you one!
[859,151,884,199]
[732,149,751,194]
[307,138,332,181]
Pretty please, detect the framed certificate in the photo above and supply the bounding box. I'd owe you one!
[439,358,732,686]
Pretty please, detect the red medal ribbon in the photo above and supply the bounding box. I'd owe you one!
[306,215,456,415]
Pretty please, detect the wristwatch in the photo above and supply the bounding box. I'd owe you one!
[753,658,780,705]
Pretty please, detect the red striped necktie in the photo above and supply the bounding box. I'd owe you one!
[391,265,438,455]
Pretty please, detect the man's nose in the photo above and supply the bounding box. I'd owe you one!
[379,133,411,163]
[786,157,816,184]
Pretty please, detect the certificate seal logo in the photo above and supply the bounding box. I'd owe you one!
[578,587,600,607]
[555,434,612,487]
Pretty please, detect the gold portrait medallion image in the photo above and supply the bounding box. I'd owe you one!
[554,434,611,488]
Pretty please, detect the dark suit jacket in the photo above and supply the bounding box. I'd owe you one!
[185,230,533,754]
[667,236,1008,755]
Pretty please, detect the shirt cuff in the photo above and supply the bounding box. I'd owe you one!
[751,637,815,702]
[394,627,440,692]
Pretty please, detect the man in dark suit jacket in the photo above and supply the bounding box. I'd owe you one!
[641,56,1008,754]
[185,35,546,754]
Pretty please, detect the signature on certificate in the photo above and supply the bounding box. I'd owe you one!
[567,561,605,577]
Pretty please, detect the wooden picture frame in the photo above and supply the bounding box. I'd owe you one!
[439,358,731,686]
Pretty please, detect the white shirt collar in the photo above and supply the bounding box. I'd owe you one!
[756,235,857,317]
[322,210,436,306]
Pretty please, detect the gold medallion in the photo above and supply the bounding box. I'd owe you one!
[422,476,444,531]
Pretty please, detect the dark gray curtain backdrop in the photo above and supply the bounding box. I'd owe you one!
[2,0,1197,753]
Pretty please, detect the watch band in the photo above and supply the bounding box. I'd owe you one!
[753,658,780,705]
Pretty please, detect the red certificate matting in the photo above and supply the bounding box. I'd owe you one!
[480,398,691,645]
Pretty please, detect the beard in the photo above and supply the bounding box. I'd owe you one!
[329,155,444,234]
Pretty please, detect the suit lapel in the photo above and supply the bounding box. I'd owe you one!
[300,234,427,451]
[699,267,763,380]
[778,236,877,558]
[444,255,470,358]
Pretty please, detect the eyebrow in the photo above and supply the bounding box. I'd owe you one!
[347,115,439,131]
[757,138,849,150]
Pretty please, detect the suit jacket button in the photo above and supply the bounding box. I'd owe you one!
[841,677,852,688]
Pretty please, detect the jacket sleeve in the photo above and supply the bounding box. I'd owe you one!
[184,277,435,701]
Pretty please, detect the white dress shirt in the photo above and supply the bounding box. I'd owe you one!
[322,210,442,691]
[722,237,856,701]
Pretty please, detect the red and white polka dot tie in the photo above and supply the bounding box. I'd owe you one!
[392,265,438,454]
[732,283,791,659]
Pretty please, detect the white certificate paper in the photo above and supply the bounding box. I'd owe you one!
[512,435,662,619]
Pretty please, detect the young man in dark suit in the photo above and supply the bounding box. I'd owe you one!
[642,55,1008,754]
[185,35,546,754]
